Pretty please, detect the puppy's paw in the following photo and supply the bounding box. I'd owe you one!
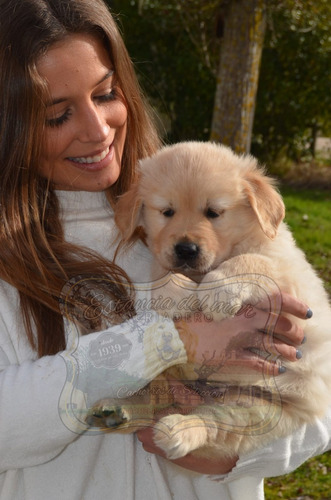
[153,414,208,459]
[199,288,243,321]
[86,403,129,429]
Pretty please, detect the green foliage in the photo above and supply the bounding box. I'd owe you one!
[252,0,331,162]
[265,451,331,499]
[281,186,331,294]
[109,0,219,142]
[108,0,331,161]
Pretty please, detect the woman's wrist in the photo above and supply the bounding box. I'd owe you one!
[136,427,238,475]
[169,453,238,475]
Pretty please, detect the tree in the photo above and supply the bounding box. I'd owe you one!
[210,0,267,154]
[108,0,330,160]
[110,0,267,154]
[109,0,219,143]
[252,0,331,162]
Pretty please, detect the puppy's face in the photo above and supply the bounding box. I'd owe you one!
[116,142,285,276]
[141,168,252,275]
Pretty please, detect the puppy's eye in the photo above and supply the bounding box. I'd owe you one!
[162,208,175,217]
[206,208,223,219]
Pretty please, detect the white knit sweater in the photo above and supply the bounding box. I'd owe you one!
[0,190,329,500]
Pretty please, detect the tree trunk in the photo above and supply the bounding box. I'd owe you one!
[210,0,266,154]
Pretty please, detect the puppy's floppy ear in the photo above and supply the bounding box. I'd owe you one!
[115,182,144,243]
[243,167,285,239]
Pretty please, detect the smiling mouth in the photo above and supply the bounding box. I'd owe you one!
[67,146,110,164]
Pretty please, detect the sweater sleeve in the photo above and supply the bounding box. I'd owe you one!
[210,405,331,485]
[0,312,186,472]
[59,312,187,433]
[234,407,331,479]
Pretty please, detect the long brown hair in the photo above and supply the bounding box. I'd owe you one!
[0,0,160,356]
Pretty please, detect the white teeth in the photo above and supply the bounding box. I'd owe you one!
[68,146,110,164]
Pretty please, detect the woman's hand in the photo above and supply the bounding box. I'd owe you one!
[175,292,310,376]
[137,425,238,474]
[137,376,238,473]
[136,293,310,472]
[137,293,310,473]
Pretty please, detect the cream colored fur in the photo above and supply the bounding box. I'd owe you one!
[93,142,331,460]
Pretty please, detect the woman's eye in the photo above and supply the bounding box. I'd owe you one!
[162,208,175,217]
[46,109,72,128]
[45,89,117,128]
[96,88,117,103]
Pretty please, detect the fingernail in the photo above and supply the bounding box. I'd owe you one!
[278,366,286,374]
[301,336,307,345]
[296,349,303,359]
[306,308,313,319]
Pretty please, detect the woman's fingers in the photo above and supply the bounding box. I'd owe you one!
[137,427,163,454]
[209,328,294,375]
[136,428,237,474]
[271,314,305,345]
[241,329,301,363]
[176,291,310,378]
[271,337,302,361]
[224,350,284,376]
[277,292,312,319]
[239,305,306,345]
[233,324,303,363]
[254,292,312,320]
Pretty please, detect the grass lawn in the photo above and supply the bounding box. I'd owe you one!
[281,186,331,296]
[265,186,331,500]
[265,452,331,499]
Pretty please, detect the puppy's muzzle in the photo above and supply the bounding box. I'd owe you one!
[174,241,200,266]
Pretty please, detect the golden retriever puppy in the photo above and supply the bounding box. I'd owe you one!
[91,141,331,460]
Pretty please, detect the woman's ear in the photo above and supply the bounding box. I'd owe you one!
[115,183,144,243]
[243,168,285,240]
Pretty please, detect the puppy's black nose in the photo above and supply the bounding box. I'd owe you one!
[174,242,200,261]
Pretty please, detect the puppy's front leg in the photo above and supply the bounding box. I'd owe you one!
[150,270,200,320]
[153,413,218,459]
[199,255,279,322]
[153,388,282,460]
[86,375,174,432]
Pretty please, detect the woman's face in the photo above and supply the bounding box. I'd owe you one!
[37,33,127,191]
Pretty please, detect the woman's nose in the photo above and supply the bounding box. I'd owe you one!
[78,104,110,143]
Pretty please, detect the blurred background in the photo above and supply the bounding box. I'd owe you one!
[107,0,330,186]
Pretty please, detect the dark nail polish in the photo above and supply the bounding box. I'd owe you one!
[301,336,307,345]
[278,366,286,374]
[306,308,313,319]
[296,349,303,359]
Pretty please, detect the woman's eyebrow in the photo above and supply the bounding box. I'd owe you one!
[98,69,114,84]
[46,69,114,106]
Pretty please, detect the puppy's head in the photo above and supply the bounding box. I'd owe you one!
[115,142,285,275]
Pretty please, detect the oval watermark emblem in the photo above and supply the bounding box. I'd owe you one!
[88,332,132,369]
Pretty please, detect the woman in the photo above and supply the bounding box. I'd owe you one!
[0,1,329,499]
